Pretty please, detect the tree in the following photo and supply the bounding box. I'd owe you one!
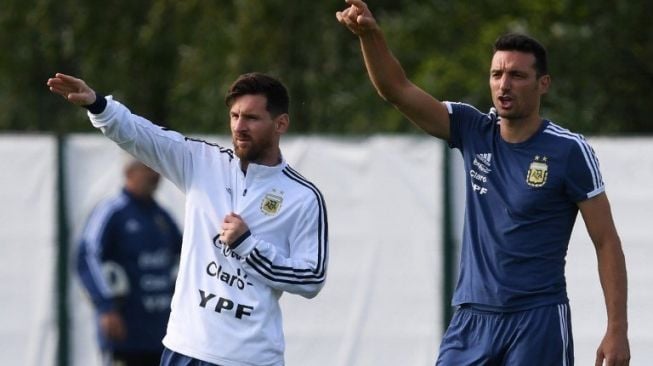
[0,0,651,135]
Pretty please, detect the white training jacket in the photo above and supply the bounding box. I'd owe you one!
[88,97,328,366]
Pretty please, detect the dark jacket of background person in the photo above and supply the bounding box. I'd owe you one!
[76,162,182,355]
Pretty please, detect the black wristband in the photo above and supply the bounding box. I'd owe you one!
[83,92,107,114]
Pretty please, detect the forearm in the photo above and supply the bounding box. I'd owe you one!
[77,247,115,312]
[232,235,327,299]
[89,97,190,191]
[596,238,628,334]
[359,29,411,104]
[357,28,451,139]
[579,193,630,363]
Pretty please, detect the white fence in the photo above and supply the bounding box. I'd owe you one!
[0,134,650,365]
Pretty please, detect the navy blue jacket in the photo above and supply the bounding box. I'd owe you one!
[77,189,182,352]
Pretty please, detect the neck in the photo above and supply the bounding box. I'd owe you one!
[125,187,153,201]
[500,116,543,143]
[239,151,282,174]
[240,161,249,174]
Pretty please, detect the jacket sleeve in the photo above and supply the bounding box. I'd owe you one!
[231,193,329,299]
[88,96,192,193]
[76,203,118,313]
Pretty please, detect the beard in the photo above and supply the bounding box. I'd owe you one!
[233,134,275,164]
[497,108,526,120]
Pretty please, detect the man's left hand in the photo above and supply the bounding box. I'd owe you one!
[220,213,249,247]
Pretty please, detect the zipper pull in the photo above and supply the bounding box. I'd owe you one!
[242,189,248,197]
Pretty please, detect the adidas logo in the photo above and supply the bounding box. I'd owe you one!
[476,153,492,166]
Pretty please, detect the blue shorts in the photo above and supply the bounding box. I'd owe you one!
[101,350,161,366]
[159,347,223,366]
[436,303,574,366]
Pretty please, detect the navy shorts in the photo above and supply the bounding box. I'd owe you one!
[101,350,161,366]
[436,303,574,366]
[159,347,222,366]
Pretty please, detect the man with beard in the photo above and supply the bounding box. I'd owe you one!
[48,72,328,366]
[337,0,629,365]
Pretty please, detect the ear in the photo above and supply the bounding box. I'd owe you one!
[275,113,290,134]
[538,74,551,95]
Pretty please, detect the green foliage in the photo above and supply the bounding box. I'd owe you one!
[0,0,651,134]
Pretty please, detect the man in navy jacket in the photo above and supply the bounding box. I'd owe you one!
[77,159,182,366]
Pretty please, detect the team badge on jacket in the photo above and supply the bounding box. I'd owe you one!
[260,191,283,216]
[526,155,548,187]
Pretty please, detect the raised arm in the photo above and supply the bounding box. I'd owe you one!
[336,0,450,139]
[577,193,630,366]
[47,73,192,192]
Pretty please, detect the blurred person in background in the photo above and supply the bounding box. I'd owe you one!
[337,0,629,365]
[77,159,182,366]
[48,71,328,366]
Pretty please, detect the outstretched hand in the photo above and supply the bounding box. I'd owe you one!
[46,73,96,106]
[336,0,378,36]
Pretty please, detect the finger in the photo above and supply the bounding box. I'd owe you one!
[54,73,81,83]
[48,85,67,97]
[53,73,89,93]
[48,88,79,102]
[340,6,374,32]
[339,11,358,29]
[345,5,361,21]
[356,14,375,28]
[336,5,353,20]
[223,212,242,223]
[345,0,367,13]
[221,221,236,232]
[47,78,80,94]
[66,92,91,104]
[46,78,71,90]
[595,353,604,366]
[49,84,77,96]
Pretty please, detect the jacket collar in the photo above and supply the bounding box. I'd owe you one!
[239,156,287,180]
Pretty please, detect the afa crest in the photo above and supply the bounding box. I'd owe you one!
[260,192,283,216]
[526,155,548,187]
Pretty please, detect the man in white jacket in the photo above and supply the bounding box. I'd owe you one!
[48,72,329,366]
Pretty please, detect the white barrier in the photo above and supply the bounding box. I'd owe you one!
[0,135,57,366]
[0,134,650,365]
[566,138,653,365]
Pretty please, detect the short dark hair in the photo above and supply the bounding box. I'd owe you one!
[493,33,548,77]
[225,72,289,117]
